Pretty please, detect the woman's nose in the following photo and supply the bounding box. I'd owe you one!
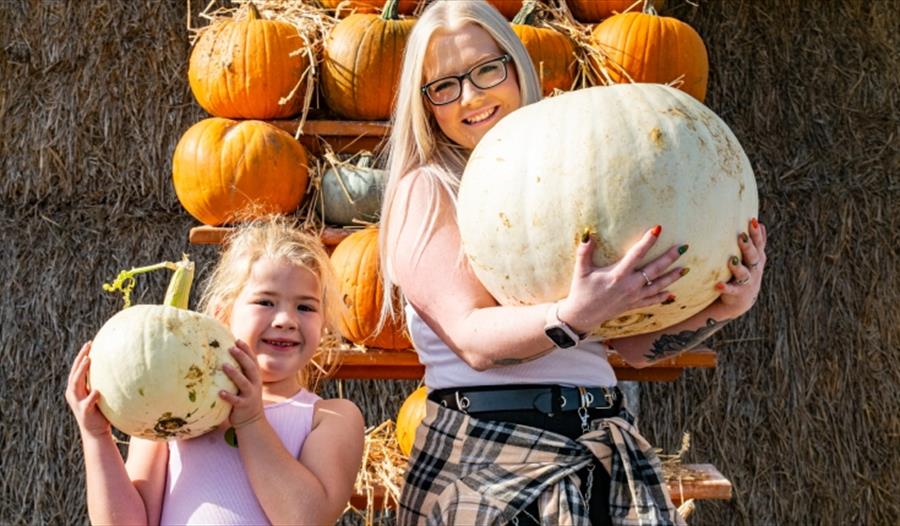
[458,78,484,106]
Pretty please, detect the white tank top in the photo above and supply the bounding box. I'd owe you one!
[160,389,320,525]
[405,304,617,389]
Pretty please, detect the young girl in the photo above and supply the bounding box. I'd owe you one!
[379,1,767,525]
[66,217,364,525]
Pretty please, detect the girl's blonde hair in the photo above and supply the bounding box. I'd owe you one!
[378,0,542,323]
[199,216,343,391]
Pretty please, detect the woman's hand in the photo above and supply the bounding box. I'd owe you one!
[557,226,688,333]
[65,341,111,438]
[715,218,767,317]
[220,340,265,429]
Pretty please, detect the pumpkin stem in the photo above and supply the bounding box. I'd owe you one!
[512,0,540,26]
[246,2,261,21]
[102,256,194,310]
[381,0,400,20]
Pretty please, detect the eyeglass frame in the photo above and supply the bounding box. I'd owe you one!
[420,54,513,106]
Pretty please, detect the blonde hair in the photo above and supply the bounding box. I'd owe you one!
[378,0,542,323]
[199,216,343,391]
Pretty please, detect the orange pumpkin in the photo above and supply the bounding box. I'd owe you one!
[330,227,411,349]
[317,0,418,16]
[188,3,309,119]
[567,0,664,22]
[395,386,428,456]
[172,118,309,226]
[511,3,576,95]
[321,0,416,120]
[487,0,526,19]
[589,11,708,101]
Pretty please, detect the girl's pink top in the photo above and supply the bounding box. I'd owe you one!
[160,389,320,525]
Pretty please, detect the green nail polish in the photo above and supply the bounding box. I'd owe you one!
[581,229,591,243]
[731,256,740,266]
[678,244,689,255]
[680,267,690,276]
[740,233,749,243]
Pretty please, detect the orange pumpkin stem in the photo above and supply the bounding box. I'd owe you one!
[246,2,261,21]
[382,0,400,20]
[512,0,539,25]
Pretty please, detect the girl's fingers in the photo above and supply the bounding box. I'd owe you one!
[68,342,91,384]
[219,389,240,405]
[230,343,260,386]
[223,361,253,392]
[617,225,662,270]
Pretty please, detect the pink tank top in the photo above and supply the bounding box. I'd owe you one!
[160,389,320,525]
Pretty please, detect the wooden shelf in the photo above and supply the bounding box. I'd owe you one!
[269,119,390,155]
[190,225,350,246]
[349,463,731,510]
[330,348,717,382]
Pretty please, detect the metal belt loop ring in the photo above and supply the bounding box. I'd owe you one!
[640,270,653,287]
[455,392,470,413]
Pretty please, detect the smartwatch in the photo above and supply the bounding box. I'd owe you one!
[544,302,585,349]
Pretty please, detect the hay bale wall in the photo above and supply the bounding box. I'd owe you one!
[1,0,897,524]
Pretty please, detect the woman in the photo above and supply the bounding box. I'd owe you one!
[379,2,767,525]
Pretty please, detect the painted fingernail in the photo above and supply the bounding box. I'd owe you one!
[679,267,690,276]
[581,228,591,243]
[651,225,662,237]
[662,295,676,305]
[730,256,740,266]
[740,233,749,243]
[715,282,726,291]
[678,244,689,255]
[751,217,759,229]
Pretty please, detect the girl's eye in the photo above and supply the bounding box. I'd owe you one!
[254,299,274,307]
[430,79,457,94]
[297,304,317,313]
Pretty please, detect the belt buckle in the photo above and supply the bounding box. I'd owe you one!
[595,387,616,410]
[454,391,470,414]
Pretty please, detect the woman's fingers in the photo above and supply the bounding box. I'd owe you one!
[637,243,689,286]
[573,231,596,276]
[617,225,662,270]
[738,231,761,272]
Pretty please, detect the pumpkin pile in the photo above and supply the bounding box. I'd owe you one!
[173,0,724,349]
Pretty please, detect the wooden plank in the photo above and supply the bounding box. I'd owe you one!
[329,349,716,382]
[268,119,390,155]
[348,463,731,510]
[190,225,351,246]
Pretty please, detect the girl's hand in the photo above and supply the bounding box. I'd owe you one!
[65,341,111,437]
[558,226,688,333]
[220,340,265,429]
[715,218,767,317]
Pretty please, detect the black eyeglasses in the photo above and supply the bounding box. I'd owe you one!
[421,54,512,106]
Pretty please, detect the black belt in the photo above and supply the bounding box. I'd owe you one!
[429,384,621,416]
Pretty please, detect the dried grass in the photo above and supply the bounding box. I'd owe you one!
[2,0,899,524]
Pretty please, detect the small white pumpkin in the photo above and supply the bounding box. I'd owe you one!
[321,153,386,227]
[457,83,758,338]
[88,259,238,440]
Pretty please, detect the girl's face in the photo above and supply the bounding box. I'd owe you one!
[228,257,324,396]
[423,23,522,150]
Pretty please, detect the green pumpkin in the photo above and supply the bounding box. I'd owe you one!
[320,154,386,227]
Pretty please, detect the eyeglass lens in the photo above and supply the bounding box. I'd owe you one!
[424,57,508,105]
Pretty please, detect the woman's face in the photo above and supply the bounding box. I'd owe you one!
[423,23,522,150]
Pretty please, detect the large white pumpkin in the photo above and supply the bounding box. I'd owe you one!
[457,83,758,338]
[89,305,239,440]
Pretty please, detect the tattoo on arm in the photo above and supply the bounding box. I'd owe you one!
[492,348,554,367]
[645,318,731,362]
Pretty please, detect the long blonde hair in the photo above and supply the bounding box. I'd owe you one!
[199,215,343,391]
[378,0,542,325]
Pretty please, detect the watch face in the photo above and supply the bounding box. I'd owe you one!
[545,326,576,348]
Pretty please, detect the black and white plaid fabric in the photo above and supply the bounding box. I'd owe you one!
[398,400,684,526]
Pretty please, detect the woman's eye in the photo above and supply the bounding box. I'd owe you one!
[431,80,456,93]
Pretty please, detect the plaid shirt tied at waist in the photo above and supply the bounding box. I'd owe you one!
[398,399,685,526]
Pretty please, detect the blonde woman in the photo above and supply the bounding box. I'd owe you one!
[380,1,767,524]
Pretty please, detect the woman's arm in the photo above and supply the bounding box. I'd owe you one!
[66,342,168,526]
[387,171,686,371]
[609,220,768,367]
[222,343,365,525]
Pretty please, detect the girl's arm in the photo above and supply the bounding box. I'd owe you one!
[65,342,168,526]
[608,220,768,367]
[222,343,365,525]
[386,171,687,371]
